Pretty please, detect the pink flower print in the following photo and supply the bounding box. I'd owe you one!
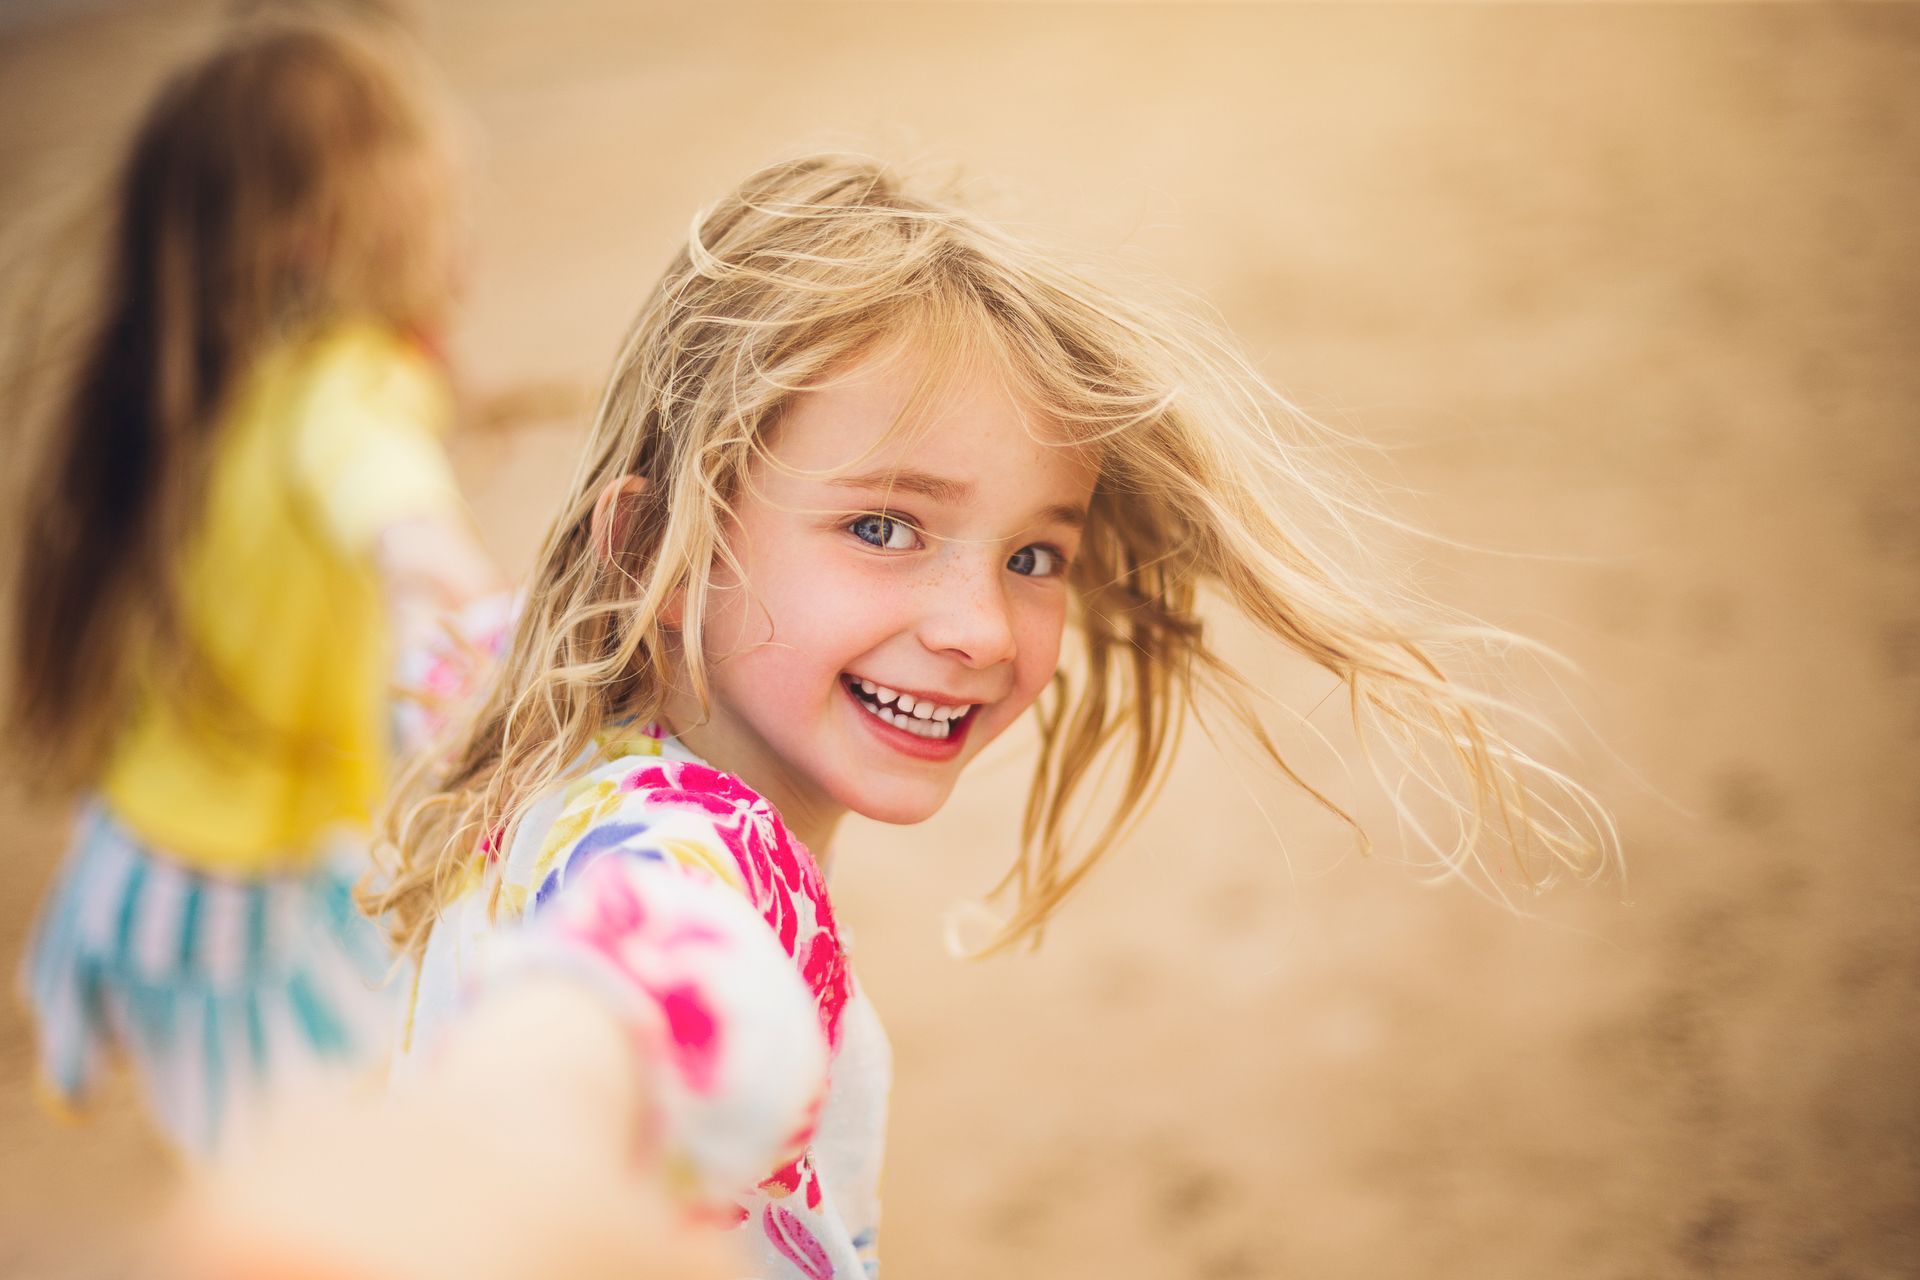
[760,1155,801,1198]
[656,981,720,1094]
[761,816,810,896]
[549,856,731,1097]
[419,651,466,701]
[564,860,647,967]
[622,765,806,891]
[624,762,850,1048]
[759,1154,824,1210]
[763,1205,834,1280]
[801,938,848,1037]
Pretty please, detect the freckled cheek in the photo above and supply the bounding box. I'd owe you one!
[1007,597,1070,712]
[740,555,908,692]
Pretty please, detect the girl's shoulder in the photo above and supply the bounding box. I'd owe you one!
[404,733,852,1162]
[282,318,449,425]
[497,731,779,907]
[494,729,847,1032]
[257,317,459,554]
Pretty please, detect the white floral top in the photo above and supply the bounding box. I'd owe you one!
[398,726,889,1278]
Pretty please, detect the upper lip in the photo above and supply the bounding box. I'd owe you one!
[845,673,990,709]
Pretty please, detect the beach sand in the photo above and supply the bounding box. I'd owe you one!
[1,3,1915,1276]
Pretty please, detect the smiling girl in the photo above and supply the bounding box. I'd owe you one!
[180,155,1612,1279]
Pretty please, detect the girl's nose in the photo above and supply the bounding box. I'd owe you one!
[919,555,1018,670]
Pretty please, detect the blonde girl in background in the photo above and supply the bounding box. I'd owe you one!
[180,155,1613,1279]
[6,15,497,1159]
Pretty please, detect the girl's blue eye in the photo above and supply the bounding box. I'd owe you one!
[1007,544,1063,577]
[850,514,918,551]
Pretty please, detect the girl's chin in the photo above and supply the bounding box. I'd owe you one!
[838,781,956,827]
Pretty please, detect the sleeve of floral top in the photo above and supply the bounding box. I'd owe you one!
[387,591,516,754]
[476,757,852,1201]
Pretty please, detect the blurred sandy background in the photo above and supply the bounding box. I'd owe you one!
[2,2,1916,1277]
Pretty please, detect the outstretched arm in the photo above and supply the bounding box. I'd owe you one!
[162,976,734,1280]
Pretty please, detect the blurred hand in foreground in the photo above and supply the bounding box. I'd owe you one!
[156,979,736,1280]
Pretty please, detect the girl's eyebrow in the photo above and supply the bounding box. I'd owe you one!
[827,468,1086,529]
[828,468,971,504]
[1033,502,1088,530]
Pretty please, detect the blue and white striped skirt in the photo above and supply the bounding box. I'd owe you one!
[19,804,402,1158]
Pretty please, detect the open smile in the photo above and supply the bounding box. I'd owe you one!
[841,674,979,753]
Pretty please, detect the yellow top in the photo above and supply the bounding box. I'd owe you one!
[99,322,466,872]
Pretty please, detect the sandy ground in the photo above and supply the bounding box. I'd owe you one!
[1,3,1916,1277]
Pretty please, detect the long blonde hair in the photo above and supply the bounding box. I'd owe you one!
[373,154,1615,956]
[4,14,460,790]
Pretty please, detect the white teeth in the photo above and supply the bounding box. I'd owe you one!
[857,693,952,739]
[847,677,970,738]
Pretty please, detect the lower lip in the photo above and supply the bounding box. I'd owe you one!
[843,679,972,762]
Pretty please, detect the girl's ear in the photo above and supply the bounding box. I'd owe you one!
[589,475,648,565]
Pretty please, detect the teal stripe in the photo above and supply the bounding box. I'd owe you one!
[286,971,349,1057]
[325,874,356,932]
[129,981,177,1051]
[176,881,204,980]
[243,989,269,1074]
[245,884,268,974]
[331,882,390,979]
[112,858,149,969]
[322,875,373,970]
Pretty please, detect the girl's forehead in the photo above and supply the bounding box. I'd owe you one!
[768,343,1094,483]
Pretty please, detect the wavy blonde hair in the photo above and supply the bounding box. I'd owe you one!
[372,154,1616,957]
